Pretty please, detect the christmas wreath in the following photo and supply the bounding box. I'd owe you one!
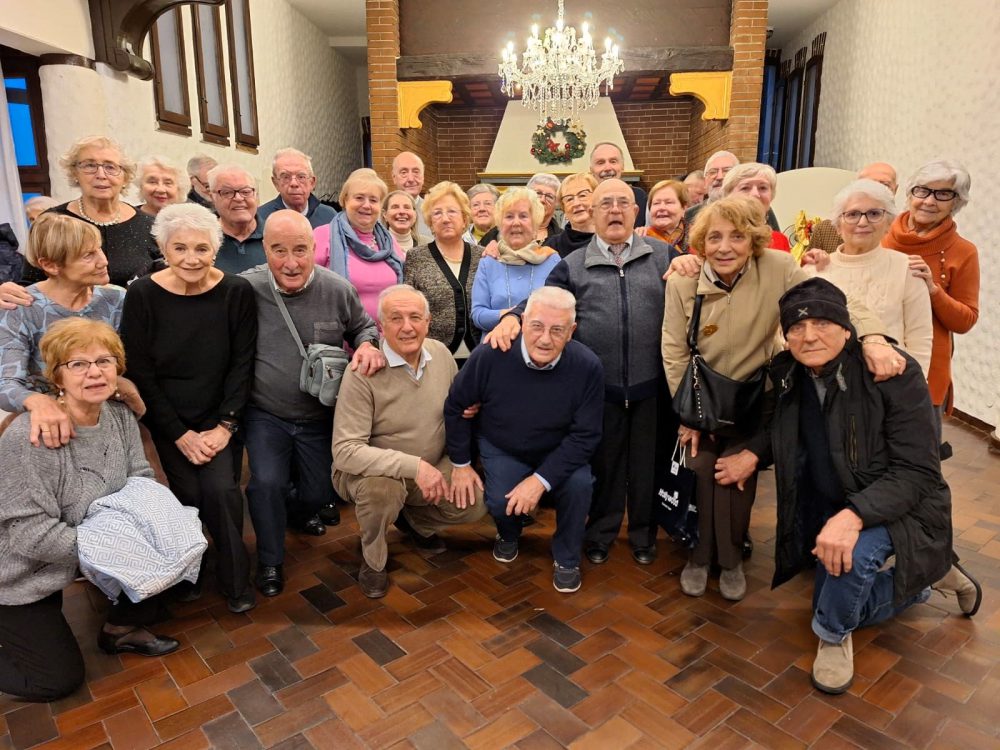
[530,119,587,165]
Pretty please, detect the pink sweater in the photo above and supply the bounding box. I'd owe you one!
[312,224,405,323]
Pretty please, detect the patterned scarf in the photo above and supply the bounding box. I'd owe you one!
[497,239,555,266]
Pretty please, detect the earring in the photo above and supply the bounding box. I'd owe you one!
[114,389,122,400]
[58,389,65,404]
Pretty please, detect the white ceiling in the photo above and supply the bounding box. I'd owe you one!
[286,0,367,62]
[767,0,839,49]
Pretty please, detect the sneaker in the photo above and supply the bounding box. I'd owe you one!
[553,562,581,593]
[812,633,854,694]
[680,561,709,597]
[932,562,982,616]
[719,562,747,601]
[493,536,518,563]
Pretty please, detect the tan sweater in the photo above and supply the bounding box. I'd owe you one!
[332,338,457,480]
[663,250,886,393]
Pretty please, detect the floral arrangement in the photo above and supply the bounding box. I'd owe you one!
[790,209,822,264]
[530,119,587,165]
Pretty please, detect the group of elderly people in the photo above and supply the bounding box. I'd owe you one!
[0,131,983,702]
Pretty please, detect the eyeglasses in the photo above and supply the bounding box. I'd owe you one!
[911,185,957,201]
[215,187,256,200]
[525,321,570,340]
[276,172,312,185]
[705,165,734,179]
[430,208,462,220]
[596,197,634,211]
[75,161,122,176]
[840,209,888,225]
[561,189,593,205]
[534,191,558,204]
[57,356,119,374]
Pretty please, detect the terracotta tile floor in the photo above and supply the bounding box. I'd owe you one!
[3,418,999,749]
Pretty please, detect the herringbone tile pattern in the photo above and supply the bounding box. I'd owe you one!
[2,419,999,749]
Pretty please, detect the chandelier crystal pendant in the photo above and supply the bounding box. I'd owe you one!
[499,0,624,124]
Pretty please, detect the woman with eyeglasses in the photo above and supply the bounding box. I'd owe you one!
[808,179,932,375]
[882,160,979,429]
[543,173,598,257]
[403,181,483,363]
[472,188,559,333]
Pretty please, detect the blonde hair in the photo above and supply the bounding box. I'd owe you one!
[493,187,544,229]
[26,212,102,270]
[557,173,598,203]
[688,196,773,259]
[136,155,189,204]
[422,181,472,228]
[647,179,690,210]
[721,162,777,196]
[59,136,136,193]
[339,168,388,206]
[41,318,125,385]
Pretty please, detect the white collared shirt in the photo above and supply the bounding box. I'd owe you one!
[281,197,310,216]
[382,339,432,381]
[519,336,561,371]
[269,268,317,294]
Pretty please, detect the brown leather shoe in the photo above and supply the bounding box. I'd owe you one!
[358,561,388,599]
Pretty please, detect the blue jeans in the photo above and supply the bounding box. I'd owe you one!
[479,437,592,568]
[244,405,337,566]
[812,525,930,644]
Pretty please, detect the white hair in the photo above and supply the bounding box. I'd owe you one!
[904,159,971,215]
[151,202,224,252]
[704,150,739,173]
[25,196,58,213]
[186,154,217,176]
[525,286,577,323]
[467,183,500,201]
[831,179,898,231]
[272,147,314,177]
[207,163,257,191]
[136,155,189,201]
[377,284,430,321]
[721,162,777,195]
[527,173,561,193]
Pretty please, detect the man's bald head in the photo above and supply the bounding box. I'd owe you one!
[857,162,897,195]
[264,209,315,293]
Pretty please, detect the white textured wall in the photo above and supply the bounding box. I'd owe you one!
[782,0,1000,425]
[31,0,361,206]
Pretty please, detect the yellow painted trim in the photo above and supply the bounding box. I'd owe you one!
[668,71,732,120]
[397,81,453,129]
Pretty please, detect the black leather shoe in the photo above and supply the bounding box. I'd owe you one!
[98,628,180,657]
[295,515,327,537]
[359,561,388,599]
[256,565,284,597]
[631,545,657,565]
[318,503,341,526]
[227,590,257,613]
[174,577,202,602]
[393,514,446,554]
[586,545,609,565]
[742,534,754,560]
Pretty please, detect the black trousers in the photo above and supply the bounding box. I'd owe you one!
[153,435,250,598]
[0,590,162,702]
[585,394,663,550]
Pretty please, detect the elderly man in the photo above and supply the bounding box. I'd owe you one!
[808,162,899,253]
[589,142,647,227]
[717,278,978,694]
[445,287,603,592]
[211,164,266,274]
[333,285,486,598]
[487,178,679,566]
[241,210,383,597]
[682,171,707,205]
[685,150,780,232]
[187,154,217,209]
[391,151,429,237]
[257,148,338,229]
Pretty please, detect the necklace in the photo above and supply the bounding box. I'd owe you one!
[77,199,121,227]
[504,264,535,308]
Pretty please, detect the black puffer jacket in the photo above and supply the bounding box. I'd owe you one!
[759,340,952,605]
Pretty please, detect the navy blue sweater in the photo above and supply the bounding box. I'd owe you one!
[444,337,604,489]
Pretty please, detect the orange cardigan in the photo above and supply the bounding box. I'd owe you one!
[883,212,980,409]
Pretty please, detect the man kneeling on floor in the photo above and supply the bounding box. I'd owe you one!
[333,285,486,598]
[444,287,604,593]
[717,278,980,695]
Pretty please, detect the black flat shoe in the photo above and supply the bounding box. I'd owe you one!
[256,565,284,598]
[631,545,657,565]
[98,628,179,657]
[295,515,327,537]
[742,534,754,560]
[227,590,257,613]
[174,578,202,603]
[586,545,609,565]
[318,504,341,526]
[393,513,446,554]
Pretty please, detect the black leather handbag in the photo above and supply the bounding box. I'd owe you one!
[671,294,765,438]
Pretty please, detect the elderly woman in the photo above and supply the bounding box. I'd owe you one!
[464,183,500,246]
[382,189,427,252]
[24,195,58,225]
[12,136,162,290]
[136,156,188,218]
[721,163,791,251]
[403,181,482,363]
[544,173,597,257]
[314,168,404,323]
[883,159,979,429]
[810,179,932,375]
[120,203,257,613]
[644,179,691,251]
[0,319,179,702]
[662,197,897,601]
[472,188,560,333]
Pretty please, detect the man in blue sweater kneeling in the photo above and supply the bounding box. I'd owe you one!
[444,287,604,593]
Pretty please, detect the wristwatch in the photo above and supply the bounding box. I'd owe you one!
[219,419,239,434]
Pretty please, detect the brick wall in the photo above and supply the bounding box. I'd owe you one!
[434,106,506,188]
[614,100,693,189]
[366,0,403,182]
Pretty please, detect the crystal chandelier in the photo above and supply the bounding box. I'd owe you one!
[499,0,624,124]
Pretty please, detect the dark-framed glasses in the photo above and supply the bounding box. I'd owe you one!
[216,187,256,200]
[75,161,122,176]
[840,209,888,225]
[58,356,119,374]
[561,189,593,205]
[911,185,957,201]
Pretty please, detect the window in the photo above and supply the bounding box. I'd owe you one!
[191,4,230,145]
[797,34,826,169]
[149,8,192,135]
[778,49,806,172]
[1,46,49,196]
[225,0,259,149]
[756,50,781,168]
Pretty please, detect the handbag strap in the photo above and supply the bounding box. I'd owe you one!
[671,437,687,466]
[686,294,705,353]
[269,278,308,360]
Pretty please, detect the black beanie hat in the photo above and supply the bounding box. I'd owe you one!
[779,277,852,335]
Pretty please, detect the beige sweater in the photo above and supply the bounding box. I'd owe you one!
[332,338,457,480]
[811,248,932,376]
[663,250,887,393]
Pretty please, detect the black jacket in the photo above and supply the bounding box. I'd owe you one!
[758,340,952,605]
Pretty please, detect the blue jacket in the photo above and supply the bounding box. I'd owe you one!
[257,194,338,230]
